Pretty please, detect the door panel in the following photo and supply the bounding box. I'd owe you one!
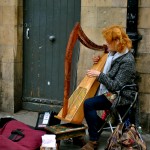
[23,0,81,111]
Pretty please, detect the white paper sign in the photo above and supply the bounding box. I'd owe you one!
[42,112,50,124]
[41,134,56,149]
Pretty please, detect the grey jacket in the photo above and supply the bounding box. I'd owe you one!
[98,52,136,105]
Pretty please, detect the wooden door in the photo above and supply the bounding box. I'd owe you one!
[23,0,81,111]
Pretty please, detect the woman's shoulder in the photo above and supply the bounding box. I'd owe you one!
[121,52,135,63]
[112,52,135,67]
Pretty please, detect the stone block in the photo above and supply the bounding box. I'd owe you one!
[79,47,93,68]
[97,8,127,28]
[2,6,17,25]
[81,0,97,7]
[140,112,150,133]
[0,25,3,44]
[14,97,22,112]
[0,62,2,79]
[135,53,150,74]
[1,80,14,101]
[0,96,14,113]
[1,25,16,45]
[17,26,23,46]
[14,62,22,80]
[96,0,127,7]
[14,78,22,112]
[81,27,104,44]
[139,0,150,7]
[96,0,113,7]
[2,46,15,62]
[0,0,17,6]
[139,93,150,113]
[0,45,5,59]
[1,62,14,80]
[138,8,150,29]
[81,7,97,28]
[0,6,2,24]
[18,0,23,7]
[138,29,150,53]
[14,78,22,97]
[138,74,150,93]
[111,0,127,7]
[18,6,23,25]
[14,45,23,62]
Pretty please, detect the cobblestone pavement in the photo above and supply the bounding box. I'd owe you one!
[0,110,149,150]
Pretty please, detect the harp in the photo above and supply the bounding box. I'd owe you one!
[55,22,108,124]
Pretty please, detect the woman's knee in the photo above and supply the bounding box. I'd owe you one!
[84,98,92,109]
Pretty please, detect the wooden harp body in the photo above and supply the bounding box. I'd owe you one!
[55,23,108,124]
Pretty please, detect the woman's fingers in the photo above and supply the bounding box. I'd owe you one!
[92,55,100,64]
[86,69,100,77]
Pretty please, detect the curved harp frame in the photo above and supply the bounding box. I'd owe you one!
[62,22,108,118]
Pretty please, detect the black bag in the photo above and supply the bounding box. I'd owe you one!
[105,123,147,150]
[35,111,60,130]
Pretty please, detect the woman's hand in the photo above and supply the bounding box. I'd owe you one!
[86,69,101,78]
[92,55,100,64]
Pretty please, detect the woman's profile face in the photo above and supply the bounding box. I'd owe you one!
[106,41,116,52]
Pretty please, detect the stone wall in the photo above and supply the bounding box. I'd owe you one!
[137,0,150,132]
[78,0,150,132]
[0,0,23,112]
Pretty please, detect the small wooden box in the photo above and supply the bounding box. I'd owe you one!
[44,123,87,149]
[45,123,87,141]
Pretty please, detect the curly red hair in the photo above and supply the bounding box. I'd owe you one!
[102,25,132,53]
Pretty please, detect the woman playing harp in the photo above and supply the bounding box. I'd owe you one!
[81,25,136,150]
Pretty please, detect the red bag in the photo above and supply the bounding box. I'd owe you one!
[0,135,28,150]
[0,119,46,150]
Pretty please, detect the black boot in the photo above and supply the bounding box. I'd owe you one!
[73,136,86,147]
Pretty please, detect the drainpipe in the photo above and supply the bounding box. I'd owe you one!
[126,0,142,56]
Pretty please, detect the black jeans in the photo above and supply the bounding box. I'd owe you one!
[84,94,112,141]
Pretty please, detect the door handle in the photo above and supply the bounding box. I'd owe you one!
[26,28,29,39]
[49,35,55,42]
